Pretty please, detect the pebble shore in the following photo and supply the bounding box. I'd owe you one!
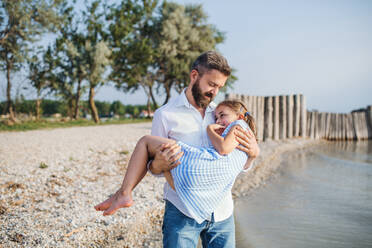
[0,123,318,247]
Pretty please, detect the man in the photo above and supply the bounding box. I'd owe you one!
[148,51,259,247]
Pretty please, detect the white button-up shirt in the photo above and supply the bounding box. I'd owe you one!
[151,90,234,222]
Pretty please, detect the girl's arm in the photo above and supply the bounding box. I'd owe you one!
[207,124,240,155]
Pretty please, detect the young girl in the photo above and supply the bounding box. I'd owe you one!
[95,100,257,222]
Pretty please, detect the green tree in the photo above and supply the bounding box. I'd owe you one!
[52,71,76,118]
[0,0,65,122]
[94,101,111,116]
[110,100,125,116]
[14,99,35,115]
[154,2,230,105]
[132,106,140,117]
[83,1,111,123]
[52,2,89,120]
[85,40,111,122]
[41,99,64,116]
[27,47,55,120]
[0,31,23,120]
[108,0,159,113]
[51,1,111,122]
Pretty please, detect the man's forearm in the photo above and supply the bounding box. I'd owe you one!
[243,156,256,171]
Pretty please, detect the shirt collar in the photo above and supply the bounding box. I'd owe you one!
[175,89,216,113]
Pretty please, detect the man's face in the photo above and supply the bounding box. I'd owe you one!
[191,69,228,108]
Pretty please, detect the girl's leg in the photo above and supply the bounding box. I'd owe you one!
[120,135,177,195]
[164,171,175,191]
[95,135,178,215]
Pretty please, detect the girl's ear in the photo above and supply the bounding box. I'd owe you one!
[238,114,244,120]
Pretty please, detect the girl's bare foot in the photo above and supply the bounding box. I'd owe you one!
[94,196,114,211]
[94,190,133,215]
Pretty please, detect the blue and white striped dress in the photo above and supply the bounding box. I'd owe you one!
[171,120,249,223]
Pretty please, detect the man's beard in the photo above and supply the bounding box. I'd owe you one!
[191,77,214,109]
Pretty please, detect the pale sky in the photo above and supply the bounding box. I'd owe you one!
[97,0,372,113]
[2,0,371,113]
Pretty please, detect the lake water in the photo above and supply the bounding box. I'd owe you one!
[235,141,372,248]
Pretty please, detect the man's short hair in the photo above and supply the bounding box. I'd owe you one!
[191,51,231,77]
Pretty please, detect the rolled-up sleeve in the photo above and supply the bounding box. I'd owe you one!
[151,110,167,137]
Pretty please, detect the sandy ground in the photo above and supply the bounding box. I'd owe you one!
[0,123,319,247]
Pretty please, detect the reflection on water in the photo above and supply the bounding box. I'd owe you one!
[235,141,372,248]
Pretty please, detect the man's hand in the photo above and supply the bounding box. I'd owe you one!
[149,142,184,175]
[234,126,260,158]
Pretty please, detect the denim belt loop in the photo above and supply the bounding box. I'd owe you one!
[205,212,215,229]
[211,212,215,223]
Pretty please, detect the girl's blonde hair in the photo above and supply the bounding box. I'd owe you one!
[217,99,257,141]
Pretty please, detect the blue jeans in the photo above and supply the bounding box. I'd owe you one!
[162,200,235,248]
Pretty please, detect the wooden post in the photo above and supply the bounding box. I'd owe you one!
[325,113,331,139]
[345,113,352,140]
[309,112,315,139]
[308,112,311,138]
[300,94,307,137]
[239,94,244,107]
[244,95,251,114]
[339,114,343,140]
[318,112,322,139]
[360,112,367,139]
[342,114,347,140]
[329,113,335,140]
[251,96,257,120]
[350,113,356,140]
[306,111,311,137]
[344,114,349,140]
[273,96,280,140]
[318,113,326,139]
[314,112,319,139]
[335,114,339,140]
[279,95,287,139]
[352,112,361,140]
[367,105,372,139]
[340,114,344,140]
[293,94,301,137]
[335,114,340,140]
[326,113,331,140]
[335,113,340,140]
[264,96,273,140]
[286,95,294,139]
[356,112,365,140]
[346,114,350,140]
[360,112,368,139]
[257,96,265,141]
[322,113,326,139]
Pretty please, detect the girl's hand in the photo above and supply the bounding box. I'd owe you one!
[208,123,225,135]
[234,126,260,158]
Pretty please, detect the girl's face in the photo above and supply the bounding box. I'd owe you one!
[215,105,240,128]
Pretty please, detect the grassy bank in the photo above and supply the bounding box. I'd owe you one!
[0,118,152,132]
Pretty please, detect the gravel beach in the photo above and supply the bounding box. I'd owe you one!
[0,123,318,247]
